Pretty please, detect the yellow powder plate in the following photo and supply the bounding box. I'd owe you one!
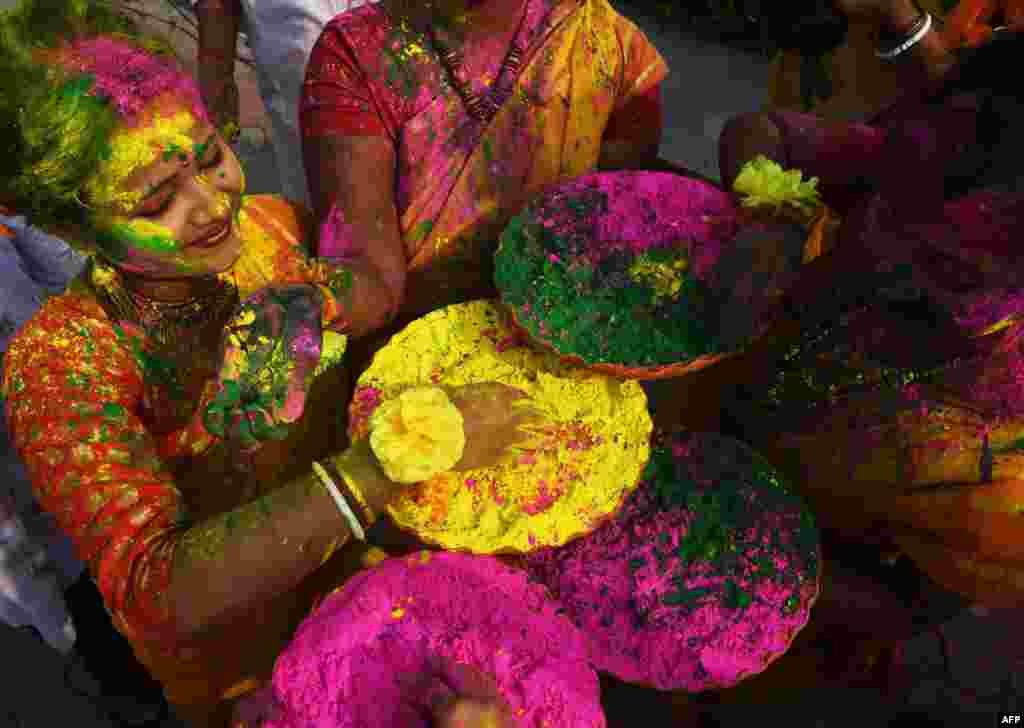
[349,300,652,554]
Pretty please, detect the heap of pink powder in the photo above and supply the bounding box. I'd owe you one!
[263,551,605,728]
[531,172,737,279]
[522,432,821,692]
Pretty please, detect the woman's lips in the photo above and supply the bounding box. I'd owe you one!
[191,221,231,249]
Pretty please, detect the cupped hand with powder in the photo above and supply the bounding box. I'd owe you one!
[204,284,324,448]
[445,382,546,472]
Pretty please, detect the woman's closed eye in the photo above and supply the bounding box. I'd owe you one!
[200,140,223,170]
[137,140,224,218]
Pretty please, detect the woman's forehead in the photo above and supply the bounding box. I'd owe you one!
[85,105,211,211]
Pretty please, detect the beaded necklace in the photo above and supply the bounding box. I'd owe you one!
[425,1,531,124]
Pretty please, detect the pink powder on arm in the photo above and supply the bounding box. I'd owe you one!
[317,203,362,261]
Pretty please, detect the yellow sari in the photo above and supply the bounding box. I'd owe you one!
[301,0,669,320]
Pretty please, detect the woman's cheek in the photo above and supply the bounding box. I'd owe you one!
[96,218,192,273]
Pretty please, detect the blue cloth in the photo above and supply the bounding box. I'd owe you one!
[0,214,86,652]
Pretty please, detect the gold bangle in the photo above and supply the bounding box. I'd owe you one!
[341,475,376,527]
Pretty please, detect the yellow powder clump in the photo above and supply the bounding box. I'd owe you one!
[353,300,652,554]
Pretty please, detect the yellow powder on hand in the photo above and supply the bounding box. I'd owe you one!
[353,301,652,554]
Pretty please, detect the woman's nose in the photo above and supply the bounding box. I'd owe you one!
[185,174,231,226]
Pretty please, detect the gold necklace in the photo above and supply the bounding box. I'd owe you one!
[87,258,239,352]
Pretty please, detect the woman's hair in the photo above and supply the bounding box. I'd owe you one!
[0,0,191,237]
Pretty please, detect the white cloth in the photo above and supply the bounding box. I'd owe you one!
[0,215,86,653]
[195,1,376,205]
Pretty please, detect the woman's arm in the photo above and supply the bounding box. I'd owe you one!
[837,0,959,85]
[1,307,393,644]
[598,84,664,171]
[302,134,406,338]
[195,0,243,135]
[169,440,393,638]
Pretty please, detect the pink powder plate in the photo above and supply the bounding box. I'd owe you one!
[521,431,822,692]
[262,551,606,728]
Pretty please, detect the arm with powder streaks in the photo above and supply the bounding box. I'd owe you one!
[1,301,397,644]
[302,133,406,339]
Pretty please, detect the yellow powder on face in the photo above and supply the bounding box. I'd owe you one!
[353,301,652,554]
[85,108,197,211]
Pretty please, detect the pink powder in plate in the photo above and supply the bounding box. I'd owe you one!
[530,172,737,279]
[522,432,820,692]
[264,552,605,728]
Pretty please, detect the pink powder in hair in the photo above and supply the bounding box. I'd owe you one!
[264,552,605,728]
[58,37,208,123]
[523,432,820,692]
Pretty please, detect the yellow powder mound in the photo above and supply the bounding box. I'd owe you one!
[354,300,652,554]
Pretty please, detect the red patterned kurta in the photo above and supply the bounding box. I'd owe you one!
[1,195,360,717]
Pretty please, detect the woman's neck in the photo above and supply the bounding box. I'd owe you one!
[460,0,527,35]
[118,269,223,304]
[417,0,527,39]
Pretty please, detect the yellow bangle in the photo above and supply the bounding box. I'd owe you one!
[330,445,380,527]
[340,473,376,526]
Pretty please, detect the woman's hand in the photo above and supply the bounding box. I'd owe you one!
[446,382,545,472]
[428,661,517,728]
[203,285,324,448]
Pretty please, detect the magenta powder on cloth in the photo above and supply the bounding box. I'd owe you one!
[263,551,606,728]
[522,432,821,692]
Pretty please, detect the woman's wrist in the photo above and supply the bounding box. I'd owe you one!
[331,439,399,517]
[878,0,925,35]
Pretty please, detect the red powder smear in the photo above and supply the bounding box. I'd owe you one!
[60,38,208,122]
[348,386,383,440]
[523,440,818,692]
[264,552,604,728]
[533,172,738,281]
